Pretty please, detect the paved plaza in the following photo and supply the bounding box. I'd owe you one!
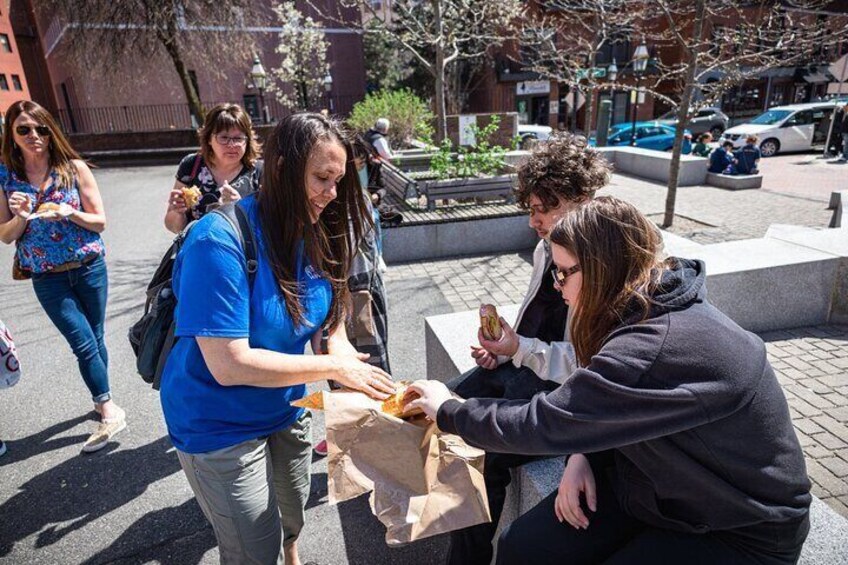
[0,159,845,564]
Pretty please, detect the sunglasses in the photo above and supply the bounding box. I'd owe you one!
[550,264,581,289]
[15,125,51,137]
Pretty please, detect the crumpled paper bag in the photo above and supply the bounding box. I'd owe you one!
[318,390,491,546]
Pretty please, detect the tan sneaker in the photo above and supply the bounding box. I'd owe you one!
[82,408,126,453]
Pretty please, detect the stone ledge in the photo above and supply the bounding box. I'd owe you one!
[596,147,708,186]
[706,171,764,190]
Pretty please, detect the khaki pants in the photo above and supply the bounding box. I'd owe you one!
[177,412,312,565]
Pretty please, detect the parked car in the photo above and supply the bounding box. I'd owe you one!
[658,106,729,138]
[590,122,689,152]
[517,124,553,148]
[721,101,838,157]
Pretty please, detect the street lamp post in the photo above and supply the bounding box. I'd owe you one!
[629,41,650,146]
[250,56,268,124]
[323,72,334,114]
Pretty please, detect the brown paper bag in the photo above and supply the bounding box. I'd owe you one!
[320,390,491,546]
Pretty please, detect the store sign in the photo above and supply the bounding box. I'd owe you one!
[549,101,559,115]
[458,114,477,146]
[516,80,550,96]
[829,54,848,82]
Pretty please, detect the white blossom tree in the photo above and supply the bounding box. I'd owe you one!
[271,2,331,112]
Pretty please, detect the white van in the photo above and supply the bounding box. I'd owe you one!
[721,101,838,157]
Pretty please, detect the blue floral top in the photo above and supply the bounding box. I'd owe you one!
[2,166,105,274]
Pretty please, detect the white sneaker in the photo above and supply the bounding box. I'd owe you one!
[0,440,7,457]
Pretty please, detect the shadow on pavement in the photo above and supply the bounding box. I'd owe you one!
[0,436,183,558]
[0,414,91,467]
[337,490,447,565]
[80,498,214,565]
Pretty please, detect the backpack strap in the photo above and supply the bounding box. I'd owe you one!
[189,153,202,182]
[212,203,257,291]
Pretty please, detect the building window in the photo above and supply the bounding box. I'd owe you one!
[0,34,11,53]
[0,75,9,91]
[11,74,22,91]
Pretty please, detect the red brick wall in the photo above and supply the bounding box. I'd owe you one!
[0,1,30,113]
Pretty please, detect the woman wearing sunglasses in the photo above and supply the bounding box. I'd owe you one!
[164,103,263,233]
[0,100,126,452]
[408,197,811,564]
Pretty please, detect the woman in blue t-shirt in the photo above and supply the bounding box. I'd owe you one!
[0,100,125,453]
[159,113,396,565]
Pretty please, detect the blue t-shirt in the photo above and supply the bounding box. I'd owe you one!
[159,194,332,454]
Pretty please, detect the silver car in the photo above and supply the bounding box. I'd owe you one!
[658,106,730,138]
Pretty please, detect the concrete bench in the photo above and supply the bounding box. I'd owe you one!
[706,171,764,190]
[595,146,708,186]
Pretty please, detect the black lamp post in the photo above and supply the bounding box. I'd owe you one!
[629,41,650,146]
[323,72,334,113]
[250,56,268,124]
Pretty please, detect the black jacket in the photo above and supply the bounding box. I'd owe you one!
[438,258,811,534]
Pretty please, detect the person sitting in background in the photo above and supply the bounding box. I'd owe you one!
[363,118,394,164]
[734,135,761,175]
[681,132,693,155]
[708,140,736,174]
[164,103,263,234]
[692,132,713,157]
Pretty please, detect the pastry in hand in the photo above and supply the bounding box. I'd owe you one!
[479,304,503,341]
[291,391,324,410]
[381,383,423,419]
[36,202,61,214]
[181,186,202,209]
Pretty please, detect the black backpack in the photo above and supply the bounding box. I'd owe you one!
[128,203,257,389]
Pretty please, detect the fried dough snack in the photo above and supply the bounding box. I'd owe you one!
[181,186,202,209]
[291,383,423,419]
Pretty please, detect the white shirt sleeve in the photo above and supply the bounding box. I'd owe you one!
[511,335,578,384]
[373,137,394,161]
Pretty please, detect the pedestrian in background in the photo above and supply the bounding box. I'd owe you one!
[734,135,761,175]
[159,113,395,565]
[164,103,263,233]
[0,316,22,457]
[0,100,125,453]
[692,132,713,157]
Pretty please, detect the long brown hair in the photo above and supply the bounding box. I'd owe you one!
[2,100,82,189]
[198,103,261,169]
[550,196,666,367]
[259,113,369,330]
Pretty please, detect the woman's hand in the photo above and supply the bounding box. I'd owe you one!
[555,454,597,529]
[405,379,460,420]
[332,355,396,400]
[470,345,498,370]
[168,188,188,214]
[478,317,519,358]
[7,192,32,218]
[219,181,240,204]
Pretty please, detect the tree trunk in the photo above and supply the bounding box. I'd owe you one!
[662,0,706,228]
[157,23,204,124]
[433,0,448,142]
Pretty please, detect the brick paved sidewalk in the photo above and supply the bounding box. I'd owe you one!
[387,252,848,518]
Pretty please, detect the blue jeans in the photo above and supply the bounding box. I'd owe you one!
[32,255,111,403]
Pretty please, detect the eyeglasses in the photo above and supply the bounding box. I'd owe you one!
[214,134,248,147]
[15,125,51,137]
[550,264,581,289]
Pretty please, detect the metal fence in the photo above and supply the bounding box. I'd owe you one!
[57,94,363,135]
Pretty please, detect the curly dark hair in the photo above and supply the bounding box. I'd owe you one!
[515,133,611,210]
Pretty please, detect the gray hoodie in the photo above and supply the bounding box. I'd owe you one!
[438,258,811,533]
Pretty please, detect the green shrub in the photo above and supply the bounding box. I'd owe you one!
[348,89,434,148]
[429,115,507,179]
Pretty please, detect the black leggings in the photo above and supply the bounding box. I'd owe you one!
[496,467,809,565]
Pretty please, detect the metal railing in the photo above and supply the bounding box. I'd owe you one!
[58,94,363,135]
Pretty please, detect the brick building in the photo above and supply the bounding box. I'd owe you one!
[8,0,367,134]
[466,1,848,132]
[0,0,30,114]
